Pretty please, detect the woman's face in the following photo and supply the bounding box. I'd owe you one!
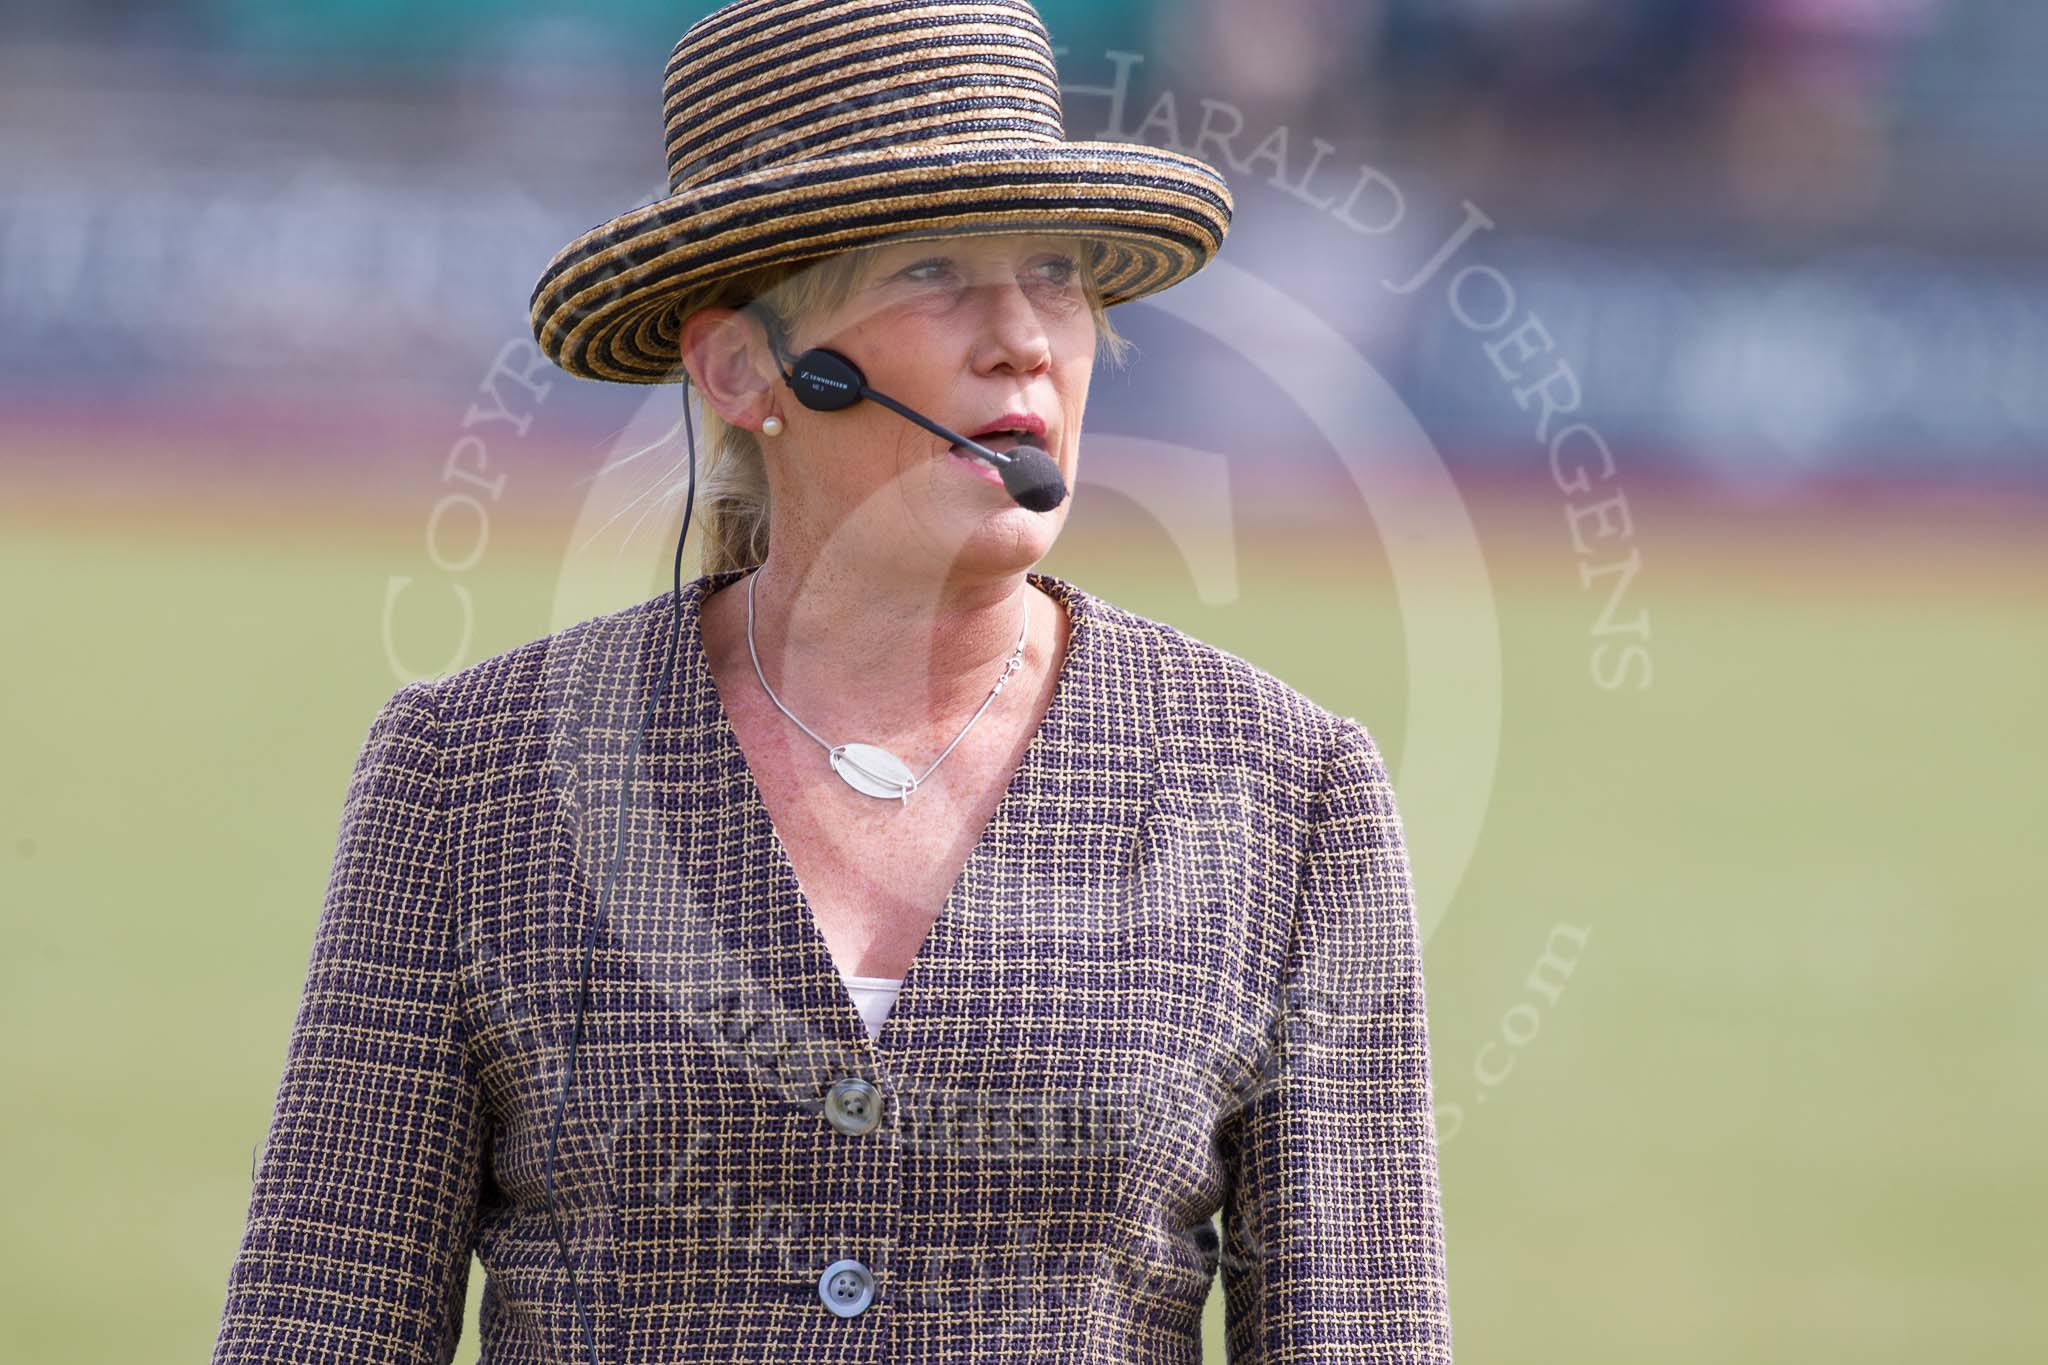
[765,232,1099,580]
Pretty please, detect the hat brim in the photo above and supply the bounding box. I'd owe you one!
[529,139,1232,384]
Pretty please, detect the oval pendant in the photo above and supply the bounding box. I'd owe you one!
[830,743,917,800]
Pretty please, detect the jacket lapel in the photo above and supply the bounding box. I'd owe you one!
[603,565,1162,1100]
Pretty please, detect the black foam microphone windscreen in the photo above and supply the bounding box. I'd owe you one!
[995,445,1067,512]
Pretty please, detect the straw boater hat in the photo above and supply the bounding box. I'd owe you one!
[528,0,1234,384]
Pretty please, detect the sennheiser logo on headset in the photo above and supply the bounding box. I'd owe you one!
[799,368,853,392]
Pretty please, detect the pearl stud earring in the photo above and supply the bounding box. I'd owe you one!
[761,415,785,437]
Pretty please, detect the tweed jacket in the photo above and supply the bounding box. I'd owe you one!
[209,566,1453,1364]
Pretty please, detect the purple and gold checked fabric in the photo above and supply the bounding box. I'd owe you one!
[209,566,1454,1362]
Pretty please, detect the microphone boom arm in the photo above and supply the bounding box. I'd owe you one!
[857,385,1014,468]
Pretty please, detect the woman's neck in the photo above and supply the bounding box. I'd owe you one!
[708,551,1055,742]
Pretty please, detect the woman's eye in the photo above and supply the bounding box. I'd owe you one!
[892,253,1079,291]
[1035,255,1080,287]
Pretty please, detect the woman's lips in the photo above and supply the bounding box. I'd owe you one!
[947,445,1009,488]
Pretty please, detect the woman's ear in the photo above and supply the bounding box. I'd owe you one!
[678,306,782,429]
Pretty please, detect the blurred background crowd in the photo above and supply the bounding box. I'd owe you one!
[6,0,2042,493]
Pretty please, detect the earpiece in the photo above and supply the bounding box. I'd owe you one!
[779,346,867,412]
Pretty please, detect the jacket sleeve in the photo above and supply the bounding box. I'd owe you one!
[210,680,487,1365]
[1218,715,1454,1362]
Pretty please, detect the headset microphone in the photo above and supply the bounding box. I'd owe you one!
[773,343,1069,513]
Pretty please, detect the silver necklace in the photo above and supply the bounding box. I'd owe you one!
[745,568,1029,803]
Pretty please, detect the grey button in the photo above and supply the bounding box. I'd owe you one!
[819,1258,875,1317]
[823,1076,882,1135]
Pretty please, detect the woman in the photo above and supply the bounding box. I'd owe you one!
[209,1,1454,1362]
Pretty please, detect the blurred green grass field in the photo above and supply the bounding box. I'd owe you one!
[2,483,2042,1361]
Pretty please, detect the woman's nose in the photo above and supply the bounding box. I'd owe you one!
[970,277,1053,376]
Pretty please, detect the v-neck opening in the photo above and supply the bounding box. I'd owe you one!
[674,564,1094,1059]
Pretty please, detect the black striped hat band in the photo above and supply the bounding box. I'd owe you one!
[530,0,1233,384]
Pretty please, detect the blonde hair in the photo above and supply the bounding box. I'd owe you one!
[657,240,1133,575]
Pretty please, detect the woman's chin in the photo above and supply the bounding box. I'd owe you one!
[929,499,1061,564]
[901,455,1066,557]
